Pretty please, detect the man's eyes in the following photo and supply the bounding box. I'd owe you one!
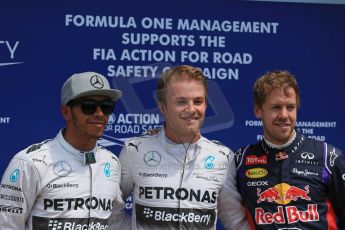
[175,99,204,105]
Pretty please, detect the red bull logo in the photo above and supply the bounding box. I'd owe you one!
[255,183,318,225]
[257,183,310,205]
[256,204,319,224]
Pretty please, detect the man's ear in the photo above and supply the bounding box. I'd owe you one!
[61,105,72,122]
[157,103,166,115]
[254,104,262,119]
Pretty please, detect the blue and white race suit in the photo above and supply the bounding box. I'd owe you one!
[0,130,127,230]
[118,128,249,230]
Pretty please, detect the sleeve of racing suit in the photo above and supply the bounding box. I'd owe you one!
[0,157,39,229]
[109,144,133,230]
[118,143,134,199]
[218,152,250,230]
[109,189,131,229]
[327,145,345,228]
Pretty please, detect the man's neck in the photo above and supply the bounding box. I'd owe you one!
[264,130,296,149]
[164,128,200,144]
[62,128,97,152]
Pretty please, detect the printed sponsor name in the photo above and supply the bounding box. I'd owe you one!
[245,155,267,165]
[47,183,79,189]
[245,168,268,179]
[0,193,24,203]
[50,221,108,230]
[139,186,216,203]
[138,172,168,178]
[136,204,215,228]
[255,204,319,224]
[44,197,114,211]
[33,217,108,230]
[154,210,211,225]
[292,168,319,176]
[0,205,23,214]
[1,184,22,192]
[247,181,268,187]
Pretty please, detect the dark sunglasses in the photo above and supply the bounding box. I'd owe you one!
[68,99,115,115]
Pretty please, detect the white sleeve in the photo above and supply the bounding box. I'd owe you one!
[0,157,39,229]
[119,143,134,199]
[109,144,133,230]
[217,153,250,230]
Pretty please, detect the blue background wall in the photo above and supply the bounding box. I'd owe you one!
[1,0,344,228]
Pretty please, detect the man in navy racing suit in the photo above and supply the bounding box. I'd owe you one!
[235,70,345,229]
[0,72,128,229]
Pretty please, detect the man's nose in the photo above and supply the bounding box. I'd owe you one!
[186,101,196,113]
[278,107,288,119]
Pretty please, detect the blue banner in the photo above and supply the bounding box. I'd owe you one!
[1,0,345,228]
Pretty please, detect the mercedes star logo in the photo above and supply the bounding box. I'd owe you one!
[143,151,161,167]
[90,75,104,89]
[53,161,72,177]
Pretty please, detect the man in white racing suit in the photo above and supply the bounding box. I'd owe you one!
[118,65,249,229]
[0,72,127,229]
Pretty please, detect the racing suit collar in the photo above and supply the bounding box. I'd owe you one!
[262,130,305,156]
[264,130,297,149]
[159,126,202,162]
[57,129,98,163]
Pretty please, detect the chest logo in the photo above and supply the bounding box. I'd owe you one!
[144,151,161,167]
[245,168,268,179]
[204,156,215,169]
[301,152,314,160]
[245,155,267,165]
[53,161,72,177]
[104,162,111,177]
[257,183,311,205]
[10,169,20,182]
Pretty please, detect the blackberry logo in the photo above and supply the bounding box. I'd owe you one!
[143,207,154,218]
[48,220,62,230]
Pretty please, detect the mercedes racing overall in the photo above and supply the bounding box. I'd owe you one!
[119,128,249,230]
[235,131,345,229]
[0,130,126,229]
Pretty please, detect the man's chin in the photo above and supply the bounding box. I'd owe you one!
[185,126,200,136]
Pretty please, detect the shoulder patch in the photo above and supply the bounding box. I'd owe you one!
[210,140,226,147]
[26,139,51,154]
[128,141,142,152]
[325,143,343,172]
[144,127,161,136]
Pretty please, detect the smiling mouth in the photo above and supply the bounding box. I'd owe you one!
[275,123,290,128]
[184,117,198,121]
[89,121,105,126]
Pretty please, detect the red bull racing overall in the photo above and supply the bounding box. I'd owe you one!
[235,131,345,229]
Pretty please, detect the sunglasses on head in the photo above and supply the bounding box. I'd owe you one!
[68,99,115,115]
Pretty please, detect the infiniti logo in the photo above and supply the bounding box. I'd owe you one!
[90,75,104,89]
[53,161,72,177]
[301,152,314,160]
[143,151,161,167]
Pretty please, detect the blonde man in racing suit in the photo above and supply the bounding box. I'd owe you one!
[117,65,249,229]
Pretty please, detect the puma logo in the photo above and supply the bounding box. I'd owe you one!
[129,142,141,152]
